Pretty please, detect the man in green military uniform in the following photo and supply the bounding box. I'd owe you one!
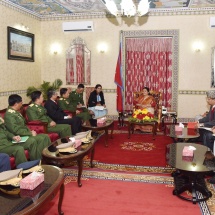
[68,84,93,121]
[4,94,51,162]
[0,117,41,166]
[26,91,72,137]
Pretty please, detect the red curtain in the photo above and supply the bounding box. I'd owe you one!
[125,37,173,109]
[66,44,87,84]
[76,44,84,83]
[66,58,74,84]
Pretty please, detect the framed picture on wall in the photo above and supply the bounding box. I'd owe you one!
[7,26,34,62]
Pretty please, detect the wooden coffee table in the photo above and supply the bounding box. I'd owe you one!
[128,121,158,140]
[42,137,98,187]
[0,165,64,215]
[82,120,114,147]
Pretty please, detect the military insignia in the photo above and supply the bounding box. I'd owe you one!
[66,101,69,104]
[59,98,63,100]
[29,104,34,107]
[8,109,15,113]
[35,105,38,107]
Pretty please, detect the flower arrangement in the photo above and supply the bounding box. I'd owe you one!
[128,108,157,123]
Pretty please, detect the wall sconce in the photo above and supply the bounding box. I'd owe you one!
[97,43,108,53]
[50,43,62,55]
[21,23,29,31]
[192,41,203,52]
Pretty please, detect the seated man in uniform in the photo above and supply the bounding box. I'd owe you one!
[44,90,82,135]
[26,91,72,136]
[4,94,51,159]
[58,88,89,121]
[0,116,42,165]
[68,84,93,121]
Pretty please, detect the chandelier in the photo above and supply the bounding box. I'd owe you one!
[104,0,150,17]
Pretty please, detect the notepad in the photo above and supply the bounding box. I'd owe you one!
[12,136,29,143]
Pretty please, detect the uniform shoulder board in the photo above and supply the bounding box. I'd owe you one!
[8,109,15,113]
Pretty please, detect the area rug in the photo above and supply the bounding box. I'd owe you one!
[92,133,173,167]
[39,169,213,215]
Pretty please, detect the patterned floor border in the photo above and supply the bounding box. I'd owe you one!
[63,168,214,215]
[82,161,174,174]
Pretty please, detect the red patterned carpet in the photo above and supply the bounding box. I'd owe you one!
[38,125,215,215]
[0,123,212,214]
[93,132,173,167]
[40,169,210,215]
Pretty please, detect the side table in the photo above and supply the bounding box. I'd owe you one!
[161,111,177,134]
[118,110,133,127]
[161,111,177,126]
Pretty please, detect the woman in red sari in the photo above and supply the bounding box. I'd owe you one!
[134,87,156,114]
[133,87,156,132]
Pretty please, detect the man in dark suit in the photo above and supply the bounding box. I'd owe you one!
[44,90,82,135]
[198,90,215,151]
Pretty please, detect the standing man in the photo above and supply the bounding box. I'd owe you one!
[69,84,93,121]
[26,91,72,137]
[198,90,215,151]
[4,94,51,159]
[44,90,82,135]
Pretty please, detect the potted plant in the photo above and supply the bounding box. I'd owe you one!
[26,79,63,100]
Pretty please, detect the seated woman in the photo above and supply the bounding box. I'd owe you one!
[133,87,156,114]
[88,84,107,118]
[133,87,156,132]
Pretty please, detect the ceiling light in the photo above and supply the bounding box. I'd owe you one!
[104,0,150,17]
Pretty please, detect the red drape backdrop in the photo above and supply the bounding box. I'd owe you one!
[76,44,84,83]
[125,37,173,110]
[66,41,91,85]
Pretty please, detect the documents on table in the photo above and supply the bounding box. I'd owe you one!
[95,106,106,111]
[198,127,215,136]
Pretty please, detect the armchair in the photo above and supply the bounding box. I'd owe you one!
[133,90,162,131]
[85,87,95,107]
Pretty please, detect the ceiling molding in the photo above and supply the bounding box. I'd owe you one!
[1,0,215,22]
[1,0,41,20]
[149,7,215,16]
